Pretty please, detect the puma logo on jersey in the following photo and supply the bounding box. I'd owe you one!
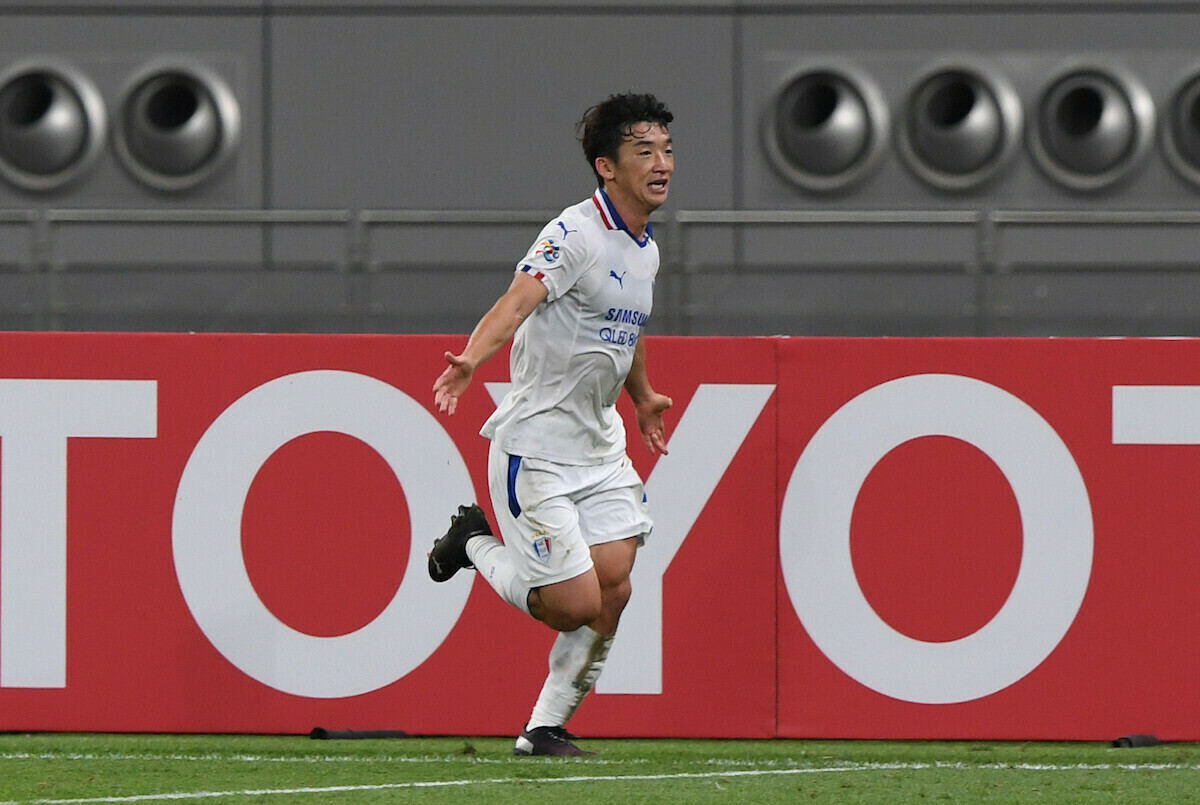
[557,221,578,239]
[609,270,627,288]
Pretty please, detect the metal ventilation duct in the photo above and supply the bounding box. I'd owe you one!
[897,64,1021,191]
[0,62,106,191]
[114,61,240,192]
[762,64,888,193]
[1029,66,1154,191]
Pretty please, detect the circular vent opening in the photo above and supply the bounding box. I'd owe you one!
[898,65,1021,191]
[1162,71,1200,189]
[0,63,106,191]
[114,62,241,192]
[763,65,888,193]
[1030,67,1153,191]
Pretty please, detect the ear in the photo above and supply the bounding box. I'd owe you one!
[595,155,617,183]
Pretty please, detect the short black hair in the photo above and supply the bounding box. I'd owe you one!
[577,93,673,187]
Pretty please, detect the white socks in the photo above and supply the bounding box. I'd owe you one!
[526,625,614,730]
[466,535,532,615]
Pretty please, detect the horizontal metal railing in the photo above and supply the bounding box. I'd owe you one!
[990,210,1200,225]
[18,205,1200,271]
[674,210,982,225]
[8,206,1200,333]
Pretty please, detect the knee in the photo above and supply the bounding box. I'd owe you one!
[545,602,601,632]
[589,577,631,634]
[601,576,632,617]
[529,588,602,632]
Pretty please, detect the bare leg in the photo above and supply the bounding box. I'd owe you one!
[524,538,637,730]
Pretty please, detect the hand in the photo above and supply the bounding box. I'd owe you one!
[634,391,673,455]
[433,351,475,415]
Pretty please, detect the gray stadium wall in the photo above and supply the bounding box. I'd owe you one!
[1,1,1200,334]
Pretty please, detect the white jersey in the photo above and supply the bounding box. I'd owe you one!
[480,188,659,465]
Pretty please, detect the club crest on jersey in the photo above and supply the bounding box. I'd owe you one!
[531,535,552,563]
[535,237,562,263]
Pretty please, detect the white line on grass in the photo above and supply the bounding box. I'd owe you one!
[0,767,863,804]
[6,761,1200,804]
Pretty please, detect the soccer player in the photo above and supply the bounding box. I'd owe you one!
[429,92,675,756]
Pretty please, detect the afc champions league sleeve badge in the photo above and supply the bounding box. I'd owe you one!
[534,237,562,264]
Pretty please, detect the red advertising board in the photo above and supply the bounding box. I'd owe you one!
[2,333,1200,740]
[0,333,777,737]
[775,338,1200,741]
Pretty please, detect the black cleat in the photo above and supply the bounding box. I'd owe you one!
[427,503,490,582]
[513,725,594,757]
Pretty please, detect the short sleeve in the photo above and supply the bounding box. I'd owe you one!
[514,217,592,302]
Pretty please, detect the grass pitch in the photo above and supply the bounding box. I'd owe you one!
[1,733,1198,803]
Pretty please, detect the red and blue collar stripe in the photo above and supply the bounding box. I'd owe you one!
[592,188,653,247]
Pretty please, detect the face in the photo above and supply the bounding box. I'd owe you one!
[596,122,674,215]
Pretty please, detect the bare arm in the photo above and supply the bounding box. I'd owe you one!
[624,336,673,455]
[433,272,548,415]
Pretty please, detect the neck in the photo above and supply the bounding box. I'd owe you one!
[601,186,650,238]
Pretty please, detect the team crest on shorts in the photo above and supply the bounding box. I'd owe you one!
[531,535,552,563]
[534,237,561,263]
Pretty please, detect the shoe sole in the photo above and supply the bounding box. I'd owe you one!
[513,733,594,757]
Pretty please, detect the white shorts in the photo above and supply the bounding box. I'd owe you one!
[487,441,653,588]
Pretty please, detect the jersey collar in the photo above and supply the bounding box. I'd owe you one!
[593,188,653,247]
